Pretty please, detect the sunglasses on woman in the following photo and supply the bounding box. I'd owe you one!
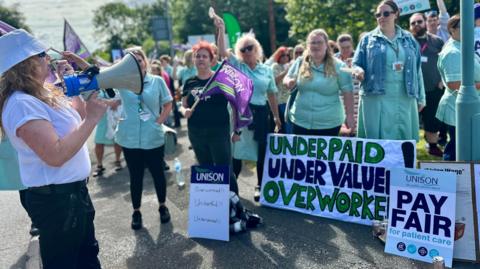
[37,51,47,58]
[375,11,393,18]
[240,44,254,53]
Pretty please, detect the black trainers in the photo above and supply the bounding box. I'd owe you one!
[254,186,261,202]
[159,205,171,223]
[131,211,142,230]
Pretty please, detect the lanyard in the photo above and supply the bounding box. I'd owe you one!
[137,94,144,112]
[420,42,428,54]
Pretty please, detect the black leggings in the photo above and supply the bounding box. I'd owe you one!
[292,123,341,136]
[233,141,267,187]
[122,146,167,209]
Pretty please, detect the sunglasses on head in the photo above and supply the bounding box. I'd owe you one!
[37,51,47,58]
[410,20,424,26]
[375,11,393,18]
[240,44,254,53]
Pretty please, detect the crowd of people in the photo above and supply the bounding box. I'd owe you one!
[1,0,480,268]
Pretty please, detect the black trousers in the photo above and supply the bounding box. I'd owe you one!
[292,123,341,137]
[188,126,239,194]
[25,182,101,269]
[122,146,167,209]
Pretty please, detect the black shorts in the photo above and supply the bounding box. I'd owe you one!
[421,88,444,132]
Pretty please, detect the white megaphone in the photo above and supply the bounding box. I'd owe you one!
[63,52,143,97]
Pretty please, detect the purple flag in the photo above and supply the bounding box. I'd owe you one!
[63,19,90,59]
[200,60,254,130]
[0,20,16,35]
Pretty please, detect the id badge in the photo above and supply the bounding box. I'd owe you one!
[138,111,151,121]
[421,56,428,63]
[392,61,404,72]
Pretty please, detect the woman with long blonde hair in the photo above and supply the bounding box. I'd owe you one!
[283,29,355,136]
[0,29,105,268]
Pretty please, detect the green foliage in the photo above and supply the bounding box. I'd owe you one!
[0,4,30,31]
[170,0,292,56]
[92,1,165,52]
[277,0,460,44]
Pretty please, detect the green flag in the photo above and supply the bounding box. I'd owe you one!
[222,12,241,48]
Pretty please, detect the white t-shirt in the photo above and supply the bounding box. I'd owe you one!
[2,91,91,187]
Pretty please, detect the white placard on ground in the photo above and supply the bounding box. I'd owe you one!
[419,162,479,262]
[188,165,230,241]
[386,168,456,267]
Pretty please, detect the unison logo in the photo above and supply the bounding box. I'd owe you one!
[405,175,438,186]
[196,172,225,182]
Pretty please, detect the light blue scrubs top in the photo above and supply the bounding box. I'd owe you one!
[228,55,278,105]
[0,138,25,190]
[115,74,173,149]
[436,39,480,127]
[286,57,353,129]
[228,55,278,161]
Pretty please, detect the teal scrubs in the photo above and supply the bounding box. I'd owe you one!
[0,138,25,190]
[177,66,197,86]
[286,57,353,130]
[228,55,278,161]
[357,28,425,141]
[115,74,173,149]
[436,39,480,126]
[94,90,116,145]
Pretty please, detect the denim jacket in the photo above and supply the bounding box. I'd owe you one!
[353,26,425,104]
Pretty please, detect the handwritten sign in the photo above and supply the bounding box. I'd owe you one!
[188,165,230,241]
[385,168,456,267]
[394,0,431,16]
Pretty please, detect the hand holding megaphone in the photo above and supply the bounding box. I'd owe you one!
[63,52,144,97]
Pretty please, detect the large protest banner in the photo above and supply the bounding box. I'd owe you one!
[419,162,480,262]
[394,0,430,16]
[260,134,416,225]
[385,168,456,267]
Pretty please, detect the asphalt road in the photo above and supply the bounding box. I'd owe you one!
[1,120,478,269]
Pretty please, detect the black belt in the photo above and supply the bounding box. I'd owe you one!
[28,179,87,195]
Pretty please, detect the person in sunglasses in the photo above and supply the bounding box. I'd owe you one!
[436,15,480,161]
[213,16,281,202]
[0,29,104,268]
[283,29,355,137]
[352,0,425,144]
[409,12,445,158]
[293,44,305,60]
[425,0,450,42]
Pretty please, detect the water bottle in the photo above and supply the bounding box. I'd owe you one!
[174,158,185,187]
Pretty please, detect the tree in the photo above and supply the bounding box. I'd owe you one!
[170,0,292,56]
[0,3,30,31]
[278,0,460,44]
[92,1,165,52]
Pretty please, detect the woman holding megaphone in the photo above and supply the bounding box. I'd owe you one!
[0,29,104,268]
[114,46,173,230]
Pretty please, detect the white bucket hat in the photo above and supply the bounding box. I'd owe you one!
[0,29,48,75]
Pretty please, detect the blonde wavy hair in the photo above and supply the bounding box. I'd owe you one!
[299,29,337,80]
[124,46,150,72]
[234,33,264,63]
[0,56,65,136]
